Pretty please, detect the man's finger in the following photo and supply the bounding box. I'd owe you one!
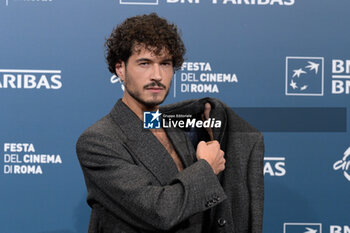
[202,102,214,141]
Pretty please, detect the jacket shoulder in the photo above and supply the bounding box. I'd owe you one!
[79,114,118,138]
[228,108,261,134]
[75,113,125,155]
[208,97,261,134]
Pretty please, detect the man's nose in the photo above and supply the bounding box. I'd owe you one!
[151,64,162,81]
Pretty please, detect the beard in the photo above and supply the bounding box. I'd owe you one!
[123,73,171,108]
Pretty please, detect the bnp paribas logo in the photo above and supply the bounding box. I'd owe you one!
[284,223,322,233]
[119,0,158,5]
[143,110,161,129]
[285,57,324,96]
[333,147,350,182]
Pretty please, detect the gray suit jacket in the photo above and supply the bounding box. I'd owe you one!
[76,98,264,233]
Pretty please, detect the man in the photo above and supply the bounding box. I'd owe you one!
[76,13,264,233]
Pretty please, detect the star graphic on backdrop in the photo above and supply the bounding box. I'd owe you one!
[305,61,320,74]
[304,227,317,233]
[300,85,308,91]
[151,110,162,122]
[290,80,298,89]
[293,68,307,78]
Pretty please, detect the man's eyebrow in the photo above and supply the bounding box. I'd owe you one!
[135,58,173,63]
[135,58,152,63]
[161,58,173,63]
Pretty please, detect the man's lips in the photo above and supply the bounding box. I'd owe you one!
[146,87,163,90]
[146,87,164,93]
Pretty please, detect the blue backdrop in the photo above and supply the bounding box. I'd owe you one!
[1,0,349,233]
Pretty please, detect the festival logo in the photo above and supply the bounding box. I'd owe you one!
[3,143,62,175]
[285,57,324,96]
[333,147,350,182]
[284,223,322,233]
[175,61,238,97]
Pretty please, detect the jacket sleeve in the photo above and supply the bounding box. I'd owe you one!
[76,131,227,231]
[247,133,265,233]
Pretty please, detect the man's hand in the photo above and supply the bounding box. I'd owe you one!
[196,140,225,175]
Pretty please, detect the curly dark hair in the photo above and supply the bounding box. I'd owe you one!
[105,13,186,75]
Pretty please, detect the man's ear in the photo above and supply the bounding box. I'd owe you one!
[115,61,125,80]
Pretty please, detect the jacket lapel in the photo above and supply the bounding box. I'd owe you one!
[110,99,179,185]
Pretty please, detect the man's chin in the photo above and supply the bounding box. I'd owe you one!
[143,98,165,108]
[143,92,169,107]
[126,88,169,108]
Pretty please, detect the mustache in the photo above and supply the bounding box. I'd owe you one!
[144,81,166,89]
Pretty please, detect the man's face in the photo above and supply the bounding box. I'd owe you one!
[116,45,174,109]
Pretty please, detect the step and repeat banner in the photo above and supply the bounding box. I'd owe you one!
[0,0,349,233]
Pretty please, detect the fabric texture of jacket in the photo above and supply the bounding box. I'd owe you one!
[76,97,264,233]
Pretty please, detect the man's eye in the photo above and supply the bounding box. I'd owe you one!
[140,62,149,66]
[161,62,172,66]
